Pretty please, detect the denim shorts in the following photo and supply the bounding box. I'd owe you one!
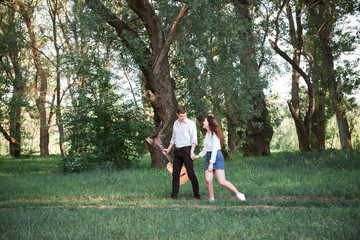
[204,150,225,170]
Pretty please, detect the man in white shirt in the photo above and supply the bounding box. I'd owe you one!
[164,106,200,200]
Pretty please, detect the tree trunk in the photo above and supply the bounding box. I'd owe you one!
[5,3,25,158]
[227,120,237,155]
[306,1,352,149]
[18,1,50,157]
[8,39,23,158]
[288,55,311,152]
[224,101,240,155]
[233,0,273,156]
[86,0,189,168]
[48,0,66,157]
[241,95,273,156]
[9,103,21,158]
[311,94,326,149]
[269,2,315,152]
[321,33,352,149]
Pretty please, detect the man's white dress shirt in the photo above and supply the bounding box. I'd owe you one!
[170,118,198,148]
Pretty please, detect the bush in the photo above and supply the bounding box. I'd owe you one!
[62,87,153,172]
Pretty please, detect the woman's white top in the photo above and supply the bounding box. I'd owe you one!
[199,131,221,163]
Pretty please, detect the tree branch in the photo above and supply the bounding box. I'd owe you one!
[269,39,315,121]
[268,39,310,84]
[274,0,287,44]
[85,0,152,73]
[298,0,322,17]
[0,125,21,147]
[153,4,191,74]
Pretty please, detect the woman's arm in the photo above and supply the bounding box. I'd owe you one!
[209,133,221,163]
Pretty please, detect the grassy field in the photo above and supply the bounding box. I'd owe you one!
[0,150,359,239]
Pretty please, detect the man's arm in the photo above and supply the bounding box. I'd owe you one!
[190,121,197,160]
[190,143,196,160]
[164,122,176,154]
[165,143,174,154]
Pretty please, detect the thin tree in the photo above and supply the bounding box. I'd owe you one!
[47,0,66,156]
[17,0,50,156]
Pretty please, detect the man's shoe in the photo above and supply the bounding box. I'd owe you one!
[194,195,201,200]
[209,198,215,202]
[236,193,246,201]
[171,196,178,200]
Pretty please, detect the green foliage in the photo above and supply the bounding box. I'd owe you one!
[61,51,153,171]
[168,1,274,149]
[63,99,153,171]
[326,106,360,151]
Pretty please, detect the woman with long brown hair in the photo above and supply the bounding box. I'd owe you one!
[194,116,246,201]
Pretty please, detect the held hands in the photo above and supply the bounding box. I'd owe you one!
[162,148,170,155]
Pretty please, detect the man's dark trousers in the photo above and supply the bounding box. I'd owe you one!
[171,146,200,198]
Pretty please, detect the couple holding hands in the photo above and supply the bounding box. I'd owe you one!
[163,106,246,202]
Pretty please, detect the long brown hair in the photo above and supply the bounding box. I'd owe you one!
[207,116,224,146]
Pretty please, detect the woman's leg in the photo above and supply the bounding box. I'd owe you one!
[205,170,215,199]
[214,170,240,195]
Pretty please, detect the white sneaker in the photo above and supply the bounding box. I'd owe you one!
[236,193,246,201]
[209,198,215,202]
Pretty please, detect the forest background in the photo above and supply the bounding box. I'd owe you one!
[1,0,360,171]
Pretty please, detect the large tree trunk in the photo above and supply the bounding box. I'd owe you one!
[233,0,273,156]
[18,1,50,157]
[86,0,189,168]
[241,95,273,156]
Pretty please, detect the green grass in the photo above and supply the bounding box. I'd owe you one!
[0,150,359,239]
[1,207,359,239]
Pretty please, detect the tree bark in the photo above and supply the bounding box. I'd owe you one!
[311,93,326,149]
[86,0,189,168]
[18,1,50,157]
[233,0,273,156]
[226,113,238,155]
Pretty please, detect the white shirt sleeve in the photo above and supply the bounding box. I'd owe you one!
[199,148,207,157]
[198,132,209,157]
[189,121,198,146]
[209,133,221,163]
